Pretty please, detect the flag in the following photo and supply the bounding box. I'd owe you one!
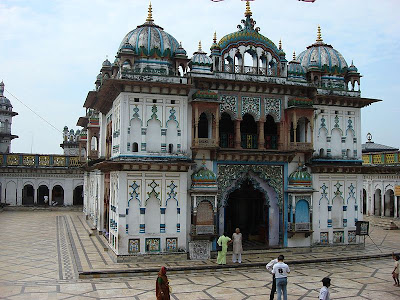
[299,0,316,2]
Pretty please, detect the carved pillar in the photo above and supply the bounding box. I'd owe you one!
[215,107,220,145]
[395,196,398,218]
[234,120,241,149]
[258,120,265,150]
[194,105,199,145]
[160,208,166,233]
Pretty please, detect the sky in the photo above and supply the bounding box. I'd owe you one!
[0,0,399,154]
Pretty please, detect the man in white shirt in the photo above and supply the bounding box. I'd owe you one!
[319,277,331,300]
[272,255,290,300]
[266,257,278,300]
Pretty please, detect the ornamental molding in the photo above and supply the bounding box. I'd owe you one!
[217,164,283,208]
[219,95,238,118]
[265,98,281,122]
[241,96,261,120]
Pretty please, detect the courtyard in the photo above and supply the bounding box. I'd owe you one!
[0,210,399,299]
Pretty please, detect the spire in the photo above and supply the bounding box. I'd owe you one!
[316,25,323,42]
[0,81,3,96]
[146,1,154,22]
[198,41,202,52]
[213,31,217,44]
[279,39,282,50]
[293,51,296,61]
[245,0,252,17]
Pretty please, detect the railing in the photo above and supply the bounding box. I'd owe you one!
[220,133,234,148]
[194,138,217,148]
[0,153,83,168]
[241,134,258,149]
[289,142,313,151]
[288,222,311,232]
[265,135,278,150]
[224,64,277,76]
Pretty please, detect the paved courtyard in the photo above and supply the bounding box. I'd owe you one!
[0,210,399,299]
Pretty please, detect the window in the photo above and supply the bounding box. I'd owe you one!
[168,144,174,153]
[134,98,139,102]
[153,99,157,104]
[171,100,175,104]
[132,142,138,152]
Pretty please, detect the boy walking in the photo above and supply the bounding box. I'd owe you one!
[392,252,399,286]
[266,257,278,300]
[319,277,331,300]
[272,255,290,300]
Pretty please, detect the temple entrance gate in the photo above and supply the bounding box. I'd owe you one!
[225,180,268,248]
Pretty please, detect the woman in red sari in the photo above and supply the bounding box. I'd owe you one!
[156,266,170,299]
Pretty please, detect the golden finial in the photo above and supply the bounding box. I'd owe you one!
[279,39,282,50]
[293,51,296,61]
[316,25,323,42]
[245,0,252,17]
[213,31,217,44]
[146,1,154,22]
[198,41,202,52]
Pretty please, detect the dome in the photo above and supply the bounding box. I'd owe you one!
[288,165,312,187]
[102,58,111,67]
[217,2,283,59]
[288,52,306,79]
[117,3,181,59]
[190,42,213,73]
[176,42,187,56]
[0,81,12,108]
[192,163,217,187]
[297,26,348,74]
[348,60,358,73]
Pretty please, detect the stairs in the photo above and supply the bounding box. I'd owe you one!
[364,215,399,230]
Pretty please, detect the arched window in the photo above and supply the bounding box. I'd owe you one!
[264,115,277,149]
[90,136,98,151]
[319,148,325,157]
[132,142,138,152]
[290,122,295,143]
[198,112,209,138]
[234,52,243,73]
[178,65,185,77]
[241,114,257,149]
[296,117,308,143]
[219,112,234,148]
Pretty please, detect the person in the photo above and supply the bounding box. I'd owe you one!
[319,277,331,300]
[272,255,290,300]
[232,228,243,263]
[266,257,278,300]
[217,232,232,265]
[156,266,170,299]
[392,252,399,287]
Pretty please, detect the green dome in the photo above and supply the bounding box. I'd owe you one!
[288,166,312,187]
[192,165,217,186]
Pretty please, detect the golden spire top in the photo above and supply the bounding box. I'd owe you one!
[279,39,282,50]
[146,1,154,22]
[198,41,202,52]
[316,25,323,42]
[293,51,296,61]
[245,0,252,17]
[213,31,217,44]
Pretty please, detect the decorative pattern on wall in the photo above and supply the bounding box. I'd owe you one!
[348,231,356,243]
[217,164,283,207]
[347,183,355,204]
[166,238,178,252]
[167,107,179,127]
[334,182,343,197]
[320,232,329,245]
[241,97,261,120]
[145,238,160,252]
[147,105,161,125]
[132,105,140,120]
[333,231,344,244]
[146,179,161,205]
[334,115,340,129]
[319,183,328,205]
[166,180,178,206]
[220,95,238,117]
[128,180,141,207]
[128,239,140,253]
[265,98,281,121]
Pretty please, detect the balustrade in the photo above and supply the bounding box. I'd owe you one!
[224,64,274,76]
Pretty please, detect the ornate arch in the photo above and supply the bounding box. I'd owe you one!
[217,164,283,208]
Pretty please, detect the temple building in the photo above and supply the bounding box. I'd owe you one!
[79,1,380,258]
[362,133,400,218]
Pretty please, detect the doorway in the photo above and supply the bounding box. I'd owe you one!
[73,185,83,205]
[22,184,34,205]
[37,185,49,205]
[225,180,267,249]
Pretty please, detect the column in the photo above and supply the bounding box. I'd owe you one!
[194,105,199,146]
[177,207,181,233]
[234,120,241,149]
[33,187,37,205]
[258,120,265,150]
[381,183,385,217]
[328,202,332,228]
[343,205,347,228]
[160,208,166,233]
[215,107,220,146]
[140,208,146,233]
[394,196,398,218]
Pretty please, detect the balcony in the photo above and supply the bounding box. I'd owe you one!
[224,64,278,77]
[288,222,313,238]
[288,142,313,152]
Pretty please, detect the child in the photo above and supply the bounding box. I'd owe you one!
[319,277,331,300]
[392,252,399,287]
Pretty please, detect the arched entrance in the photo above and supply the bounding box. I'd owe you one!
[22,184,34,205]
[73,185,84,205]
[225,180,268,249]
[362,189,367,215]
[374,189,381,216]
[384,189,394,217]
[37,185,49,205]
[52,185,64,206]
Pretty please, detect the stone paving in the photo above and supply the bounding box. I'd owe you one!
[0,210,399,299]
